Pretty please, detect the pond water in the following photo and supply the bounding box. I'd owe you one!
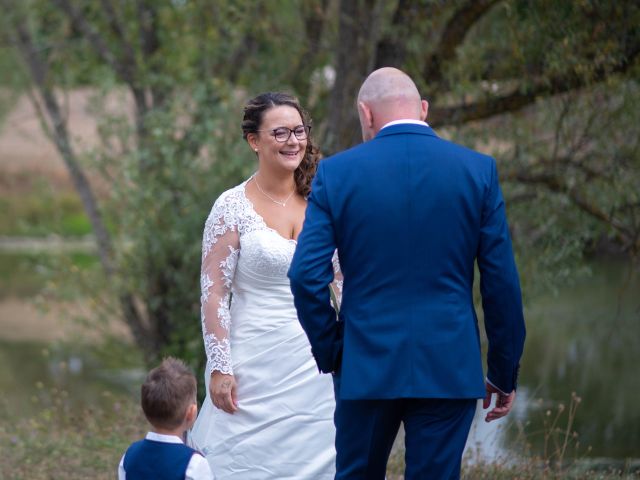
[1,260,638,462]
[466,260,640,462]
[0,340,144,418]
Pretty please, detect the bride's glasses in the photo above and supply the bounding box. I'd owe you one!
[259,125,311,143]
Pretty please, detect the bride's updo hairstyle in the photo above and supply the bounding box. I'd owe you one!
[242,92,320,198]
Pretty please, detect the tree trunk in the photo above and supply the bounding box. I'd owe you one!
[325,0,385,154]
[8,11,156,362]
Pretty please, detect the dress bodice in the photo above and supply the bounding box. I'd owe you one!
[237,229,297,283]
[199,178,340,375]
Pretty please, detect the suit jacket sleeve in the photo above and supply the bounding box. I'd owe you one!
[478,158,526,393]
[288,161,342,373]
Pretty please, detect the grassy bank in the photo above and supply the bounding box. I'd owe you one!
[0,187,92,238]
[1,389,637,479]
[0,251,99,299]
[0,341,146,479]
[0,390,146,480]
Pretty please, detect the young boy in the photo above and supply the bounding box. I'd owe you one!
[118,357,214,480]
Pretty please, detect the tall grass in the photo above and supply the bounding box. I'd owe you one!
[386,392,640,479]
[2,387,638,479]
[0,388,146,480]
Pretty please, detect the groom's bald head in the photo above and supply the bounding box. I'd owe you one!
[358,68,421,106]
[357,67,428,141]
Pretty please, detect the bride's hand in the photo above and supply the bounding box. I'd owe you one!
[210,371,239,414]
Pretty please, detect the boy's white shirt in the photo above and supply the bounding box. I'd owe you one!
[118,431,215,480]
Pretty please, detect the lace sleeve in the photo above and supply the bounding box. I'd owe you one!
[330,250,343,311]
[200,194,240,375]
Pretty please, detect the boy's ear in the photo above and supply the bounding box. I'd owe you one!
[185,403,197,425]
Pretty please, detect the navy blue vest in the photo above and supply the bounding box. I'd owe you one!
[123,439,199,480]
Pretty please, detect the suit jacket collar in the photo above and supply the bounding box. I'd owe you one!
[375,123,438,139]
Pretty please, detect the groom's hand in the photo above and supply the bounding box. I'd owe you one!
[210,371,239,414]
[483,382,515,422]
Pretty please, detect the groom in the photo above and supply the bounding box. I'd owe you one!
[288,67,526,479]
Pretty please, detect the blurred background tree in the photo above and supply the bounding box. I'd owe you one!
[1,0,638,370]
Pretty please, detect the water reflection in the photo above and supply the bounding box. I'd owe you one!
[1,262,637,462]
[0,341,142,418]
[466,261,640,461]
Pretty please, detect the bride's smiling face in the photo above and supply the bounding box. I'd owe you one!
[248,106,307,173]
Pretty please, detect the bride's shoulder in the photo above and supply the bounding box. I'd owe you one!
[205,179,252,224]
[210,180,249,209]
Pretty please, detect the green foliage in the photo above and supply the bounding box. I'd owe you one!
[0,47,25,124]
[449,75,640,293]
[96,86,255,373]
[2,0,639,373]
[440,1,640,96]
[0,253,48,299]
[1,2,638,475]
[0,252,98,299]
[0,182,92,237]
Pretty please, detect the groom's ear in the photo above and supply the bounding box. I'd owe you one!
[358,101,373,128]
[420,99,429,122]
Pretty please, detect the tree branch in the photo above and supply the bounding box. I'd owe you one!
[12,21,115,275]
[98,0,142,82]
[225,26,260,84]
[53,0,150,136]
[135,0,168,110]
[423,0,499,90]
[502,168,637,252]
[99,0,127,41]
[136,0,160,59]
[374,0,433,69]
[52,0,135,85]
[430,41,640,127]
[303,0,330,56]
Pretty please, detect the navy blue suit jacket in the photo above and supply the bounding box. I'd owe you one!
[288,123,525,400]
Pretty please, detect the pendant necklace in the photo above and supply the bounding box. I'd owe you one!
[254,175,295,207]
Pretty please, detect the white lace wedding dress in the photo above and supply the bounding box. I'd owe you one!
[189,178,338,479]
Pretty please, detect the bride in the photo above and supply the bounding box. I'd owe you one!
[190,92,339,478]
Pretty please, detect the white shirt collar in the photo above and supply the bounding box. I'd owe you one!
[380,119,429,130]
[146,431,184,444]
